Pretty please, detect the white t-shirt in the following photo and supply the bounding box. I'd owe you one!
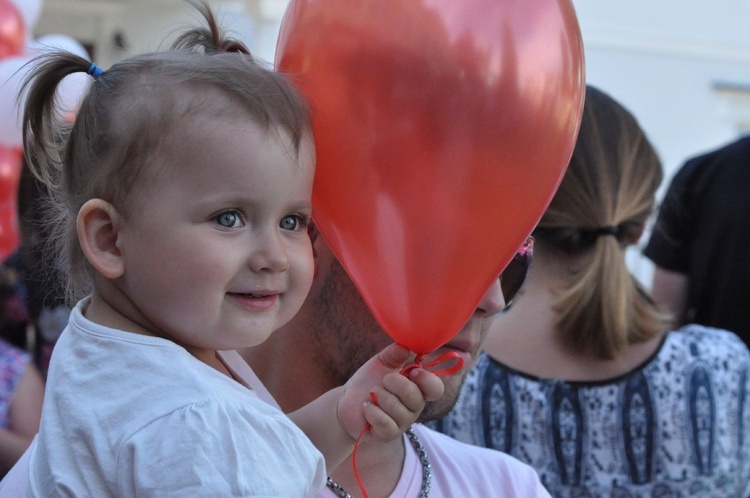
[27,299,326,497]
[0,353,268,498]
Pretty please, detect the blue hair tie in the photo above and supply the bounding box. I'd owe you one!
[86,63,104,80]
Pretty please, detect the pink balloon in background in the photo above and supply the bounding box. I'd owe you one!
[8,0,42,40]
[28,34,91,116]
[0,0,24,59]
[0,55,33,147]
[0,34,91,147]
[0,145,21,261]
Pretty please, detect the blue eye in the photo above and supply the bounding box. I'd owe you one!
[216,210,242,228]
[280,214,309,231]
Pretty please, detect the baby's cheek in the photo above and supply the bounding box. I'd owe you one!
[285,246,315,315]
[297,243,316,291]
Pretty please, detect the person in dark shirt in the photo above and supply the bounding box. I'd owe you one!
[643,135,750,345]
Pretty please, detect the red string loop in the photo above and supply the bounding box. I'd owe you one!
[401,351,464,377]
[352,348,464,497]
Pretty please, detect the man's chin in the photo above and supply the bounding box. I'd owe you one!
[416,377,464,422]
[418,398,457,423]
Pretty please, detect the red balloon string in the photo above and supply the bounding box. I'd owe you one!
[352,350,464,497]
[400,351,464,377]
[352,418,371,497]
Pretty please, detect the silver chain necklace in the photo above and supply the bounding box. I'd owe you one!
[326,427,431,498]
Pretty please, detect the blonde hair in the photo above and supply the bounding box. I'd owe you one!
[533,86,670,359]
[22,1,310,303]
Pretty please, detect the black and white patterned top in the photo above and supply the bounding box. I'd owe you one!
[429,325,750,498]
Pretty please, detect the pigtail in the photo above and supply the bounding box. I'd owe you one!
[20,52,101,303]
[21,52,92,190]
[170,0,309,152]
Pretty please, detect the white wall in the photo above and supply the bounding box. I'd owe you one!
[571,0,750,283]
[572,0,750,176]
[36,1,281,67]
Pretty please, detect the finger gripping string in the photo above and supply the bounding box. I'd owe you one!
[352,348,464,497]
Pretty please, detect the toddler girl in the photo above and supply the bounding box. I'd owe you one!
[22,3,442,496]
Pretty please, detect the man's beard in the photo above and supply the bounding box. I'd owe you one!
[310,257,476,422]
[309,259,393,386]
[417,368,469,422]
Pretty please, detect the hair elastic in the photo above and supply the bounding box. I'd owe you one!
[592,225,619,237]
[86,63,104,80]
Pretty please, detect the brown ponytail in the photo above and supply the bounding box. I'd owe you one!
[533,86,670,359]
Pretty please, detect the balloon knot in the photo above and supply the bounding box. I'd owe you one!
[399,351,463,377]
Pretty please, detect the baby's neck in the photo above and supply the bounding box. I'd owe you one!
[199,350,235,378]
[84,290,155,337]
[85,290,230,378]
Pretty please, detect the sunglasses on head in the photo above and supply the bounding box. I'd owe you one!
[499,236,534,311]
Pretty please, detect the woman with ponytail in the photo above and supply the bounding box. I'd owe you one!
[431,86,750,497]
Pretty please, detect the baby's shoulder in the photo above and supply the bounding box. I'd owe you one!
[118,393,324,493]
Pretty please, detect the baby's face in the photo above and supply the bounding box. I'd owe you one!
[114,117,315,357]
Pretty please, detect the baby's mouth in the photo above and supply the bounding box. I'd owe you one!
[230,292,275,299]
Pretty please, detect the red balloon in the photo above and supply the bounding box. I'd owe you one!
[0,0,24,59]
[277,0,585,353]
[0,145,21,261]
[0,144,20,201]
[0,199,18,261]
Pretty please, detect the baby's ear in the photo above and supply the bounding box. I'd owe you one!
[77,199,124,279]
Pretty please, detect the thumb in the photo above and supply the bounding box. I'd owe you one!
[376,343,412,370]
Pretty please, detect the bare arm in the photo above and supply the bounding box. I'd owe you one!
[288,387,355,472]
[651,266,689,328]
[0,361,44,472]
